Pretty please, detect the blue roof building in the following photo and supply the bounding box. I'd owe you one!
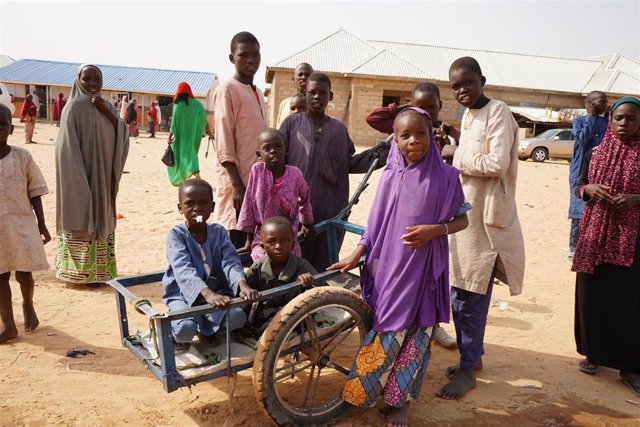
[0,59,219,120]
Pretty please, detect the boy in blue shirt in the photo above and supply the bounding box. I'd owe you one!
[568,91,608,258]
[162,179,260,349]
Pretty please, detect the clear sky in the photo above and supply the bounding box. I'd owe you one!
[1,0,638,84]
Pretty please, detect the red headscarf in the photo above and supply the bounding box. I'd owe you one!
[175,82,194,98]
[21,94,37,118]
[572,104,640,274]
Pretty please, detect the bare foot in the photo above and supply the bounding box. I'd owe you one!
[0,323,18,343]
[378,403,393,419]
[384,405,408,427]
[23,303,39,332]
[437,369,476,400]
[445,359,483,379]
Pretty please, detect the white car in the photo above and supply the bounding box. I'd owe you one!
[0,83,15,115]
[518,128,574,162]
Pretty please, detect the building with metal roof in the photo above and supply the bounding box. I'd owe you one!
[266,28,639,146]
[0,59,219,126]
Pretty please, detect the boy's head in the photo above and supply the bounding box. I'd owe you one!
[0,104,13,143]
[261,216,295,264]
[306,72,333,116]
[229,31,261,79]
[393,108,432,165]
[293,63,314,93]
[178,179,215,224]
[448,56,485,108]
[411,82,442,124]
[290,93,307,114]
[256,128,286,171]
[585,91,608,116]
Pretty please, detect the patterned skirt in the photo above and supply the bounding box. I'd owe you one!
[55,233,117,284]
[342,326,433,408]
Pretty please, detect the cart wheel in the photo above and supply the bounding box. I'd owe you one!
[253,286,372,426]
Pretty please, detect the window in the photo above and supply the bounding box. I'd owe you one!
[557,130,573,140]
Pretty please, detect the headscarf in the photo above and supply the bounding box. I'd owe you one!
[119,95,128,120]
[126,99,137,123]
[572,98,640,274]
[21,94,37,118]
[55,64,130,241]
[175,82,194,98]
[53,93,66,120]
[359,107,465,331]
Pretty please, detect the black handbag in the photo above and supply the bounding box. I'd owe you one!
[161,145,175,167]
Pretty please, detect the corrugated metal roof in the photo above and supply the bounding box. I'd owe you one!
[509,106,586,124]
[350,49,434,79]
[0,55,15,68]
[271,28,380,74]
[268,29,639,96]
[0,59,217,96]
[372,40,601,93]
[607,71,640,95]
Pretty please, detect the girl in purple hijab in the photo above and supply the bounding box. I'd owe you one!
[329,108,469,426]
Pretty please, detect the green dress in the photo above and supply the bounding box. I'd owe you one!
[168,100,207,186]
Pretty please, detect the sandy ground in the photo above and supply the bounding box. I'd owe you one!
[1,120,640,427]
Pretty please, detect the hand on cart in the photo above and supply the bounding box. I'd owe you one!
[239,280,261,302]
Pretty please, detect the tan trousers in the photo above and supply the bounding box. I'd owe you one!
[24,117,35,142]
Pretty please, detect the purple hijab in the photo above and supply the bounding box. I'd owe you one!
[360,108,465,332]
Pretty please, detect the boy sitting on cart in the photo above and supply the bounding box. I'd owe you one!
[162,179,260,350]
[245,216,316,336]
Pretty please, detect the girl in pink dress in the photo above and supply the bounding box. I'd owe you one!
[237,128,313,262]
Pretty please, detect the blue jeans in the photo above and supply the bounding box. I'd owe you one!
[451,267,496,371]
[569,218,581,255]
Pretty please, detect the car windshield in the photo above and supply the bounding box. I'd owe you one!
[536,130,558,140]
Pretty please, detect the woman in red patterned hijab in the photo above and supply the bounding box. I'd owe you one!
[572,96,640,397]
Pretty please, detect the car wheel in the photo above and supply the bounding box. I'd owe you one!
[531,147,548,162]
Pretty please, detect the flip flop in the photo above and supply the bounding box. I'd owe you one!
[578,358,598,374]
[621,375,640,398]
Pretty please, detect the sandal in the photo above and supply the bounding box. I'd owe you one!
[578,358,598,374]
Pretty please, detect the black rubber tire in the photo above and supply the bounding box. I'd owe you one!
[531,147,548,162]
[253,286,372,426]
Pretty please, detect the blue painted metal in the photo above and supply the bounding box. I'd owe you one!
[107,256,363,392]
[0,59,217,97]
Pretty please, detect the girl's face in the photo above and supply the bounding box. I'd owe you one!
[394,113,431,165]
[449,67,485,108]
[178,186,215,225]
[257,135,285,171]
[79,66,102,95]
[611,103,640,140]
[412,91,441,124]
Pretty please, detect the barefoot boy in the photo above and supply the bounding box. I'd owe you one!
[213,31,268,248]
[436,57,525,400]
[0,103,51,343]
[162,179,260,349]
